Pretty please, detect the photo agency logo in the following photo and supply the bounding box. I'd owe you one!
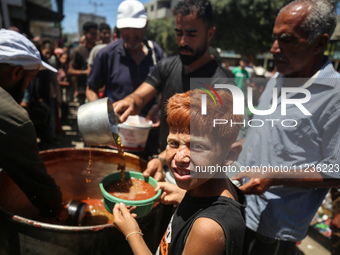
[199,82,312,128]
[198,82,223,114]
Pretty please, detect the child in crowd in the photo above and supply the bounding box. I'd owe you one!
[113,88,246,255]
[57,52,71,123]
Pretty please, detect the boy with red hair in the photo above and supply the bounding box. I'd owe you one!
[114,89,246,255]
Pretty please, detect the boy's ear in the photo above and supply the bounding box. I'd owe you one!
[224,142,242,166]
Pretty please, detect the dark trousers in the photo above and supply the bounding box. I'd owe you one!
[243,227,296,255]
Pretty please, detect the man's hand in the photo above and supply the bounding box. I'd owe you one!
[232,166,274,195]
[85,67,90,76]
[146,103,161,128]
[234,177,273,195]
[113,95,141,123]
[86,86,99,102]
[143,158,165,181]
[155,182,185,205]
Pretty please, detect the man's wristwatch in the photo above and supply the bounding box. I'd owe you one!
[149,154,167,167]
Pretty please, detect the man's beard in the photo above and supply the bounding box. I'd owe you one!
[178,42,207,66]
[5,78,25,104]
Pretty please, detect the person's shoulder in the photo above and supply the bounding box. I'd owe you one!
[201,59,232,78]
[148,39,161,48]
[70,46,81,58]
[0,88,30,125]
[232,66,240,72]
[185,218,225,253]
[72,45,89,58]
[92,43,107,52]
[158,55,179,65]
[192,217,224,235]
[324,60,340,80]
[99,40,123,55]
[108,39,124,49]
[72,46,81,53]
[155,55,179,69]
[148,40,164,54]
[94,40,121,61]
[213,62,234,78]
[73,45,86,53]
[202,59,233,78]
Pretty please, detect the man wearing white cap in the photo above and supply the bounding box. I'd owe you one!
[86,0,163,117]
[0,29,63,217]
[86,0,163,158]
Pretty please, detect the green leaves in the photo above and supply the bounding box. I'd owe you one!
[146,18,177,56]
[146,0,340,56]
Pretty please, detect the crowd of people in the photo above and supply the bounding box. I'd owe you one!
[6,20,122,150]
[1,0,340,254]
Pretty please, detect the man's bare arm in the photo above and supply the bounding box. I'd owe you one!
[68,64,89,76]
[234,170,340,195]
[86,86,99,102]
[113,82,158,123]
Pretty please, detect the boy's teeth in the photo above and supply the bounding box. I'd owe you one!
[177,169,190,175]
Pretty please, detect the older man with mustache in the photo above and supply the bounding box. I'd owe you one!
[233,0,340,254]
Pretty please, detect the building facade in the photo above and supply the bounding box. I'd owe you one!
[144,0,180,20]
[0,0,63,38]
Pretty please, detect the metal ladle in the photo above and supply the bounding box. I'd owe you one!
[67,200,88,226]
[77,97,119,146]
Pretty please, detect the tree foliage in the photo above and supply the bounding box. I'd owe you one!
[146,18,177,56]
[146,0,340,56]
[210,0,288,54]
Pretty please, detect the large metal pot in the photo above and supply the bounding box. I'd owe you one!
[0,148,173,255]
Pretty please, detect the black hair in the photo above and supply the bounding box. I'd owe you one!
[172,0,214,28]
[83,21,98,33]
[99,23,110,32]
[113,26,121,38]
[209,46,222,65]
[41,39,54,51]
[240,56,249,64]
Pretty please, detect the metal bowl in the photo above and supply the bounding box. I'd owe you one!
[77,97,118,146]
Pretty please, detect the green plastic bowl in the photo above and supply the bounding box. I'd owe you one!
[99,171,161,218]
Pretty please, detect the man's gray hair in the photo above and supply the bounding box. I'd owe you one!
[281,0,338,44]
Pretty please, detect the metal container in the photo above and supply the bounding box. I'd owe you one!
[77,98,119,146]
[0,148,173,255]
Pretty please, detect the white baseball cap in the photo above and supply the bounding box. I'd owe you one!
[0,29,57,73]
[116,0,148,29]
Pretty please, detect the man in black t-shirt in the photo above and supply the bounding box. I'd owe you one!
[114,0,232,181]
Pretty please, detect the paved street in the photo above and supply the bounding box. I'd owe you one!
[297,235,330,255]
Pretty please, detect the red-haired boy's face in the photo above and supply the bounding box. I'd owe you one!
[166,130,226,196]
